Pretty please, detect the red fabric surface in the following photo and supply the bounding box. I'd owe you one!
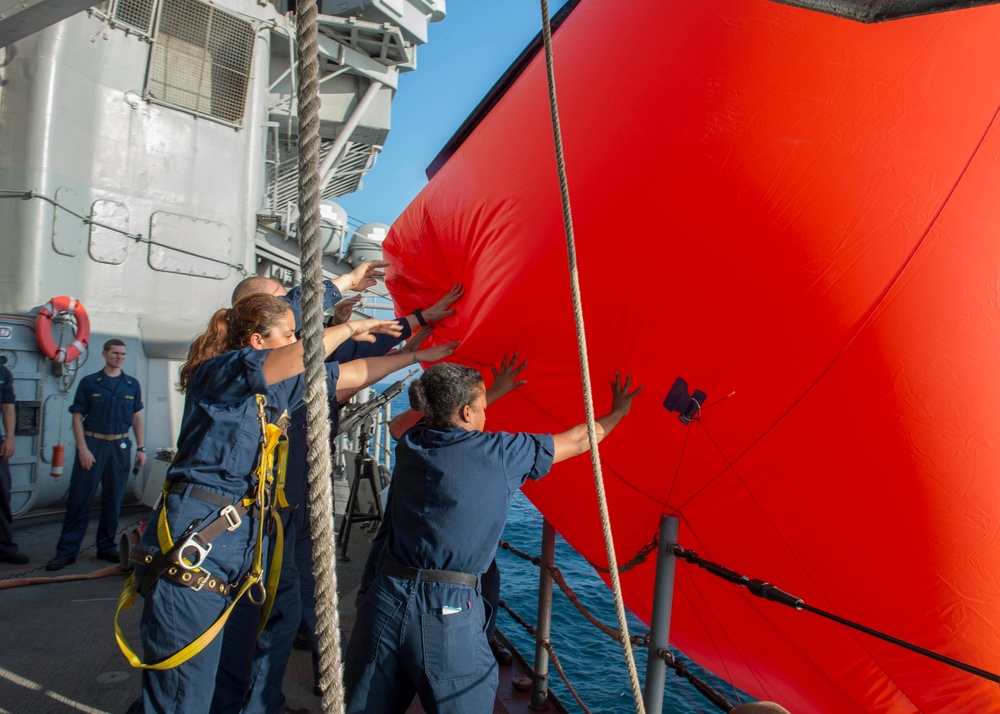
[383,0,1000,710]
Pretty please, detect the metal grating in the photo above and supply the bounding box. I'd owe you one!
[265,141,379,213]
[146,0,255,125]
[112,0,156,35]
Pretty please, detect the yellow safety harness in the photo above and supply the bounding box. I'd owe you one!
[114,395,290,670]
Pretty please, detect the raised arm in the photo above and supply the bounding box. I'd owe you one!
[262,319,403,385]
[388,353,527,439]
[402,283,464,332]
[552,373,642,464]
[338,341,460,392]
[331,261,390,295]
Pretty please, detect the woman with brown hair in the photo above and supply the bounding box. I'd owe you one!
[124,292,454,714]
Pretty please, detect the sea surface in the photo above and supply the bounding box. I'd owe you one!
[379,383,746,713]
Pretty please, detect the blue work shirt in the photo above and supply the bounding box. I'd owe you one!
[330,318,411,364]
[0,366,14,439]
[69,369,143,435]
[383,425,555,576]
[168,348,312,500]
[283,280,343,331]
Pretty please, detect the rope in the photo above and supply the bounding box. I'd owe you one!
[499,540,649,647]
[657,650,735,713]
[295,0,344,710]
[537,1,645,711]
[498,546,738,713]
[673,545,1000,686]
[498,600,594,714]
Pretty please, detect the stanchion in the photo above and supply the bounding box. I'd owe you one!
[643,515,680,713]
[530,519,556,710]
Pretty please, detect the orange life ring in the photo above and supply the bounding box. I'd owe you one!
[35,296,91,363]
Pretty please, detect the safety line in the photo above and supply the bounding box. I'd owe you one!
[536,0,645,709]
[294,0,346,708]
[674,545,1000,685]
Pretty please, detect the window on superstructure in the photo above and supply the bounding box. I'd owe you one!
[146,0,255,126]
[111,0,156,35]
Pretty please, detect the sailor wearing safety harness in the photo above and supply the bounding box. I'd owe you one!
[209,274,461,714]
[116,291,403,714]
[344,362,641,713]
[47,338,145,570]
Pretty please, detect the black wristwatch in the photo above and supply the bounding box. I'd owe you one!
[413,307,427,326]
[136,447,146,452]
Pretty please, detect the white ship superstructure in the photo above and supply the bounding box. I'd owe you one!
[0,0,444,514]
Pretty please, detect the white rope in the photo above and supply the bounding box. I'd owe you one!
[537,1,647,711]
[295,0,345,710]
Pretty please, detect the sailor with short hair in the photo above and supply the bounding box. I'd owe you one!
[344,362,641,713]
[47,338,145,571]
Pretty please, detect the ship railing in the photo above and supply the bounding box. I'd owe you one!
[498,515,738,713]
[501,512,1000,713]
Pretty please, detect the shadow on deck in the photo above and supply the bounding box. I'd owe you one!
[0,506,565,714]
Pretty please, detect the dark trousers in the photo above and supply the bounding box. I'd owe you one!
[344,573,497,714]
[136,487,260,714]
[0,457,18,556]
[210,508,300,714]
[482,560,500,641]
[56,437,131,557]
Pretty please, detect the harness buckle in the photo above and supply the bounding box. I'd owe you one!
[192,568,212,592]
[220,505,242,532]
[177,533,211,570]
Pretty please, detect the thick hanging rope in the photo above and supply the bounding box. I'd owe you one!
[537,1,645,711]
[295,1,344,711]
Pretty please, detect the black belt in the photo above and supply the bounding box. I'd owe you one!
[382,560,479,589]
[168,482,236,509]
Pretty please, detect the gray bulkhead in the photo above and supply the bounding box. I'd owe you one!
[0,0,444,514]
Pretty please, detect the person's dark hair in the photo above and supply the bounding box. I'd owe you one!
[409,363,484,427]
[178,294,292,393]
[103,338,125,351]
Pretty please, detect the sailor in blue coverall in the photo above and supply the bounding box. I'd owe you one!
[47,339,145,570]
[344,362,641,713]
[125,288,406,714]
[209,276,461,714]
[0,363,27,564]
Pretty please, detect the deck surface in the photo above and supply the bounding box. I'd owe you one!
[0,502,563,714]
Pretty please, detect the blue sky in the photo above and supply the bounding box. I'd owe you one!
[338,0,570,228]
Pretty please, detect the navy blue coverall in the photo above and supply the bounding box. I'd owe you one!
[210,280,409,714]
[56,369,143,558]
[343,423,555,713]
[134,347,305,714]
[0,366,19,558]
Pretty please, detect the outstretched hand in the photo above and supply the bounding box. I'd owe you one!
[487,353,528,404]
[415,341,460,364]
[398,325,434,353]
[342,261,390,293]
[421,283,464,323]
[609,372,643,416]
[347,318,404,343]
[330,295,362,326]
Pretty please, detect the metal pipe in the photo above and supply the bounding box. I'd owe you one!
[373,410,382,463]
[530,519,556,710]
[643,515,680,713]
[317,79,382,194]
[384,400,393,469]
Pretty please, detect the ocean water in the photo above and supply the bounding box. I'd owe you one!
[380,385,745,713]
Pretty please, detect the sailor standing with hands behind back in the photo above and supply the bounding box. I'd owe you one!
[47,339,145,570]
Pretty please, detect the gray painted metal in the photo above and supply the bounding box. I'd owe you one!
[0,0,445,512]
[643,515,680,713]
[0,0,95,48]
[530,519,556,710]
